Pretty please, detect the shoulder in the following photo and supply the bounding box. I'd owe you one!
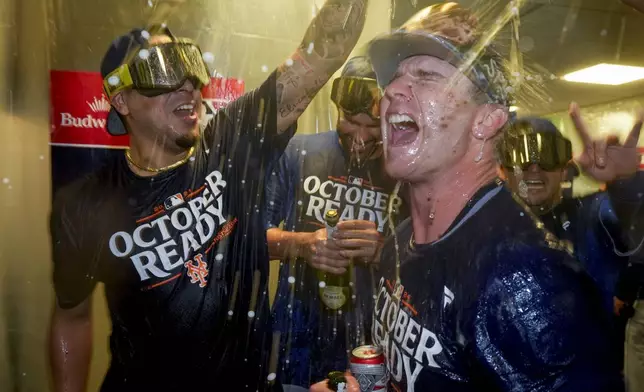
[51,163,118,223]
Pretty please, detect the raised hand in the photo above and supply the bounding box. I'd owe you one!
[569,102,643,183]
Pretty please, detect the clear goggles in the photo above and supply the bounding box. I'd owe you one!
[103,39,211,98]
[331,77,381,120]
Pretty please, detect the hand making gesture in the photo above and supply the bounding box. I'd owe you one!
[569,102,643,183]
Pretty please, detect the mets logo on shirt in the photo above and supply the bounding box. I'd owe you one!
[107,170,237,290]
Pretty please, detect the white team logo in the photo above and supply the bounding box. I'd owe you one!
[348,176,363,186]
[443,286,454,309]
[164,193,185,210]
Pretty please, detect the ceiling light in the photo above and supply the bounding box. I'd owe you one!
[562,63,644,85]
[509,106,519,112]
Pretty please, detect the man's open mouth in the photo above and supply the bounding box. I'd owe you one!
[524,179,545,189]
[173,102,198,123]
[387,113,419,146]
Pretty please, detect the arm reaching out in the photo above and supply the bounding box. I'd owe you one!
[275,0,369,133]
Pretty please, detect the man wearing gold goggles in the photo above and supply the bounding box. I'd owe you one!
[265,55,406,390]
[48,1,370,390]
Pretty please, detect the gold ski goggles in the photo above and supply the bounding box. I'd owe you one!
[331,76,381,120]
[497,127,573,171]
[103,39,210,98]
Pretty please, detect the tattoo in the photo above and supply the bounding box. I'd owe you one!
[301,0,368,62]
[274,0,368,133]
[278,75,327,118]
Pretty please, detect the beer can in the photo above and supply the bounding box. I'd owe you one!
[349,345,388,391]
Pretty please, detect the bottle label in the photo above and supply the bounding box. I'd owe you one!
[320,286,347,309]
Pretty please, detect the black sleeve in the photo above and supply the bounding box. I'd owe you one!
[473,243,623,391]
[204,71,297,162]
[50,183,99,309]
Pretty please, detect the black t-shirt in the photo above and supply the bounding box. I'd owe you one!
[50,72,293,392]
[373,180,623,391]
[265,131,407,387]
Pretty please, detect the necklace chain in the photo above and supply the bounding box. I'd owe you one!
[125,146,195,173]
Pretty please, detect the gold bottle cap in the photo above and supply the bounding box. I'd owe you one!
[325,209,339,226]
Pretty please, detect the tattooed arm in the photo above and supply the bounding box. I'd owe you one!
[275,0,369,133]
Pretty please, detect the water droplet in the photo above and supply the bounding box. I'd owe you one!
[520,212,525,216]
[600,29,608,37]
[248,311,255,318]
[287,304,292,309]
[147,0,153,7]
[261,65,269,73]
[338,310,343,315]
[108,75,120,86]
[319,281,326,288]
[141,30,150,39]
[2,178,9,184]
[288,276,296,284]
[297,200,303,206]
[352,295,356,299]
[138,49,150,60]
[349,282,354,287]
[215,254,223,261]
[228,310,233,316]
[267,373,277,381]
[241,180,246,184]
[301,150,307,156]
[307,42,314,55]
[39,155,44,160]
[285,58,294,67]
[202,52,215,63]
[285,359,290,364]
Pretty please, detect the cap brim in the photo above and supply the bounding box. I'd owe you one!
[368,32,466,88]
[106,108,128,136]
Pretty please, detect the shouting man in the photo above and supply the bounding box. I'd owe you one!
[266,55,406,390]
[48,1,369,391]
[314,2,627,391]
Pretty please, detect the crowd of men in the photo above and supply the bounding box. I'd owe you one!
[48,1,644,391]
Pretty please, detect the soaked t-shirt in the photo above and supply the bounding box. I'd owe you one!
[264,131,406,387]
[51,72,293,392]
[373,180,623,392]
[540,193,628,315]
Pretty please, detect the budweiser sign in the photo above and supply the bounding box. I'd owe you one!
[50,70,245,148]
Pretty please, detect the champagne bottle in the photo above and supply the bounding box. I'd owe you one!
[318,209,352,311]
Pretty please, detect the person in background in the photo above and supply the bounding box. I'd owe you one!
[496,117,641,371]
[48,0,369,389]
[265,54,406,391]
[498,116,642,306]
[315,1,634,390]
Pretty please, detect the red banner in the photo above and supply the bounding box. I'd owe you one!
[50,70,245,148]
[639,147,644,170]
